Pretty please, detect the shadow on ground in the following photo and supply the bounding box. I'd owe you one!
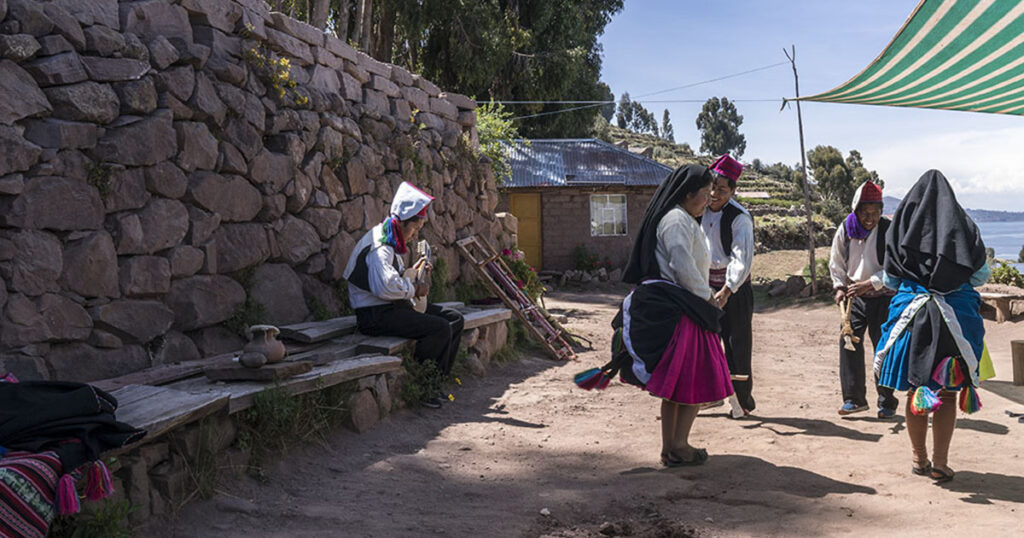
[938,470,1024,504]
[737,414,884,442]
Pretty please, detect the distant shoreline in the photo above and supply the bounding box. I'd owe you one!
[883,196,1024,222]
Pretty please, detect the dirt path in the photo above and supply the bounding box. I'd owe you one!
[149,287,1024,538]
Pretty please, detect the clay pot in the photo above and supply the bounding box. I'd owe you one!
[243,324,286,364]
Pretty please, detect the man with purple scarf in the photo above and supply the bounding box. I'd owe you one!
[828,181,898,418]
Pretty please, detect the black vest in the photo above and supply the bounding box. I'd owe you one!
[845,217,890,264]
[719,201,751,253]
[347,244,402,293]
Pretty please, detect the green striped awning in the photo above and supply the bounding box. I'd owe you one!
[802,0,1024,115]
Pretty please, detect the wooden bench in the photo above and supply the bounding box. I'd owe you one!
[980,292,1024,323]
[98,305,512,446]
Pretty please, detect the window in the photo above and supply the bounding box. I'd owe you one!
[590,194,627,236]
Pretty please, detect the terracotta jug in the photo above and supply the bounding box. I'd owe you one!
[243,325,287,364]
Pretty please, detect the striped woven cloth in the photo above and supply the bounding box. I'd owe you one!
[0,451,61,538]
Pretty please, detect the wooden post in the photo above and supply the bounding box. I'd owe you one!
[784,45,818,295]
[1012,340,1024,386]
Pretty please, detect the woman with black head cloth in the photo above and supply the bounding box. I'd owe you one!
[874,170,990,484]
[578,164,733,467]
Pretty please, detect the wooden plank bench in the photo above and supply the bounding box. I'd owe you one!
[109,385,229,447]
[980,292,1024,323]
[164,355,403,413]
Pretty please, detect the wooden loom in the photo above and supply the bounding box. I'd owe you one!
[456,236,575,361]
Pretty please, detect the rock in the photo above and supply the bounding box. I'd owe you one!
[147,35,179,70]
[23,51,86,86]
[218,142,247,175]
[1,293,48,346]
[464,352,486,377]
[0,34,41,62]
[597,267,609,282]
[41,3,85,51]
[608,268,623,283]
[325,232,355,281]
[248,149,294,194]
[462,328,480,349]
[0,174,23,195]
[3,230,59,293]
[0,126,42,177]
[400,86,429,114]
[174,122,218,172]
[785,275,806,297]
[165,275,245,331]
[799,284,812,298]
[415,110,444,131]
[189,73,227,126]
[429,97,458,120]
[37,35,73,58]
[143,161,188,199]
[345,390,379,433]
[100,166,148,213]
[180,0,241,34]
[22,118,97,149]
[767,279,789,298]
[299,208,342,240]
[2,176,103,231]
[46,343,149,382]
[275,215,320,266]
[119,256,171,297]
[94,113,177,166]
[167,245,204,278]
[342,157,370,196]
[0,61,49,124]
[285,172,313,213]
[185,205,220,246]
[88,330,122,349]
[153,330,200,364]
[263,27,313,65]
[46,0,119,29]
[91,300,174,343]
[43,81,119,124]
[120,0,193,45]
[213,223,270,273]
[112,198,189,255]
[113,77,157,115]
[7,0,54,37]
[154,65,195,102]
[61,231,119,298]
[83,24,124,56]
[221,117,261,160]
[81,56,149,82]
[188,172,262,222]
[268,12,322,46]
[248,263,308,326]
[187,326,243,357]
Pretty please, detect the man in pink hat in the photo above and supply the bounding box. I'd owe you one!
[702,154,756,418]
[828,181,898,418]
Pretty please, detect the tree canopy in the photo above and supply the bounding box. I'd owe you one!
[661,109,674,143]
[807,145,884,205]
[615,93,659,136]
[695,97,746,157]
[266,1,624,138]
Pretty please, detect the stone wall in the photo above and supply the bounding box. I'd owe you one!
[0,0,501,381]
[497,187,654,271]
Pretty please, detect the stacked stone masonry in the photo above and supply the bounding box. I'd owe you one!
[0,0,502,381]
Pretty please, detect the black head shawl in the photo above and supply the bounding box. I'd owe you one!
[884,169,987,293]
[623,164,713,284]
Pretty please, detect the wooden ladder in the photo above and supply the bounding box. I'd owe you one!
[456,235,576,361]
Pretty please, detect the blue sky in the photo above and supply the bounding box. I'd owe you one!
[596,1,1024,211]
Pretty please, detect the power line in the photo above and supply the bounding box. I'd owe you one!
[634,61,788,98]
[509,99,783,121]
[489,98,781,105]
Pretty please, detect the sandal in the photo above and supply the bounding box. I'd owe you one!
[911,459,932,476]
[660,449,708,467]
[930,466,955,483]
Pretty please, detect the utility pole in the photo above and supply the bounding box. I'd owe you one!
[784,45,817,296]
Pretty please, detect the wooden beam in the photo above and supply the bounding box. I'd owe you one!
[1012,340,1024,387]
[111,385,229,444]
[278,317,358,343]
[356,335,413,355]
[462,308,512,330]
[204,361,313,382]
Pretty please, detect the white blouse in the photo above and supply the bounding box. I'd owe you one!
[655,207,712,300]
[701,201,755,292]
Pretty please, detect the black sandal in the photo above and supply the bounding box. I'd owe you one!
[660,449,707,467]
[911,459,931,476]
[930,466,954,483]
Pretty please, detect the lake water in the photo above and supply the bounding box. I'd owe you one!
[977,220,1024,270]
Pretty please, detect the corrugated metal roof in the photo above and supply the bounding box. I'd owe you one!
[502,139,673,188]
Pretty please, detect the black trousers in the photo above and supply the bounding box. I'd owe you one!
[721,281,755,411]
[840,295,898,410]
[355,303,465,376]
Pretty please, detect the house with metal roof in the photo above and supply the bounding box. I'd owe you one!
[497,139,673,271]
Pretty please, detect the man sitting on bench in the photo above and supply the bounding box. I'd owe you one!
[342,181,464,409]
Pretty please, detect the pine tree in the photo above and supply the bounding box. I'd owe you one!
[661,109,675,142]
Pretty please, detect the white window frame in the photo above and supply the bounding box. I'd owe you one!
[590,194,627,236]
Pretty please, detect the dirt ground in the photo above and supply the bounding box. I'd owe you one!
[147,280,1024,537]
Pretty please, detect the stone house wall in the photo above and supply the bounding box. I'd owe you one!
[0,0,501,382]
[497,187,655,271]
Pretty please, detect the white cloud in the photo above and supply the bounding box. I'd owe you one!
[865,126,1024,210]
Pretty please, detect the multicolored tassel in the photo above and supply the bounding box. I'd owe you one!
[84,460,115,501]
[56,473,81,515]
[910,386,942,415]
[959,385,982,414]
[932,356,952,386]
[379,216,407,254]
[574,368,611,391]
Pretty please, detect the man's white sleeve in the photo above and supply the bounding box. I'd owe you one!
[367,246,415,301]
[725,214,754,292]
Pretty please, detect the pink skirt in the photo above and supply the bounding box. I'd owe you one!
[644,316,734,405]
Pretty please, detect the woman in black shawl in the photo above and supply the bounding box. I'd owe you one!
[585,164,732,467]
[874,170,989,483]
